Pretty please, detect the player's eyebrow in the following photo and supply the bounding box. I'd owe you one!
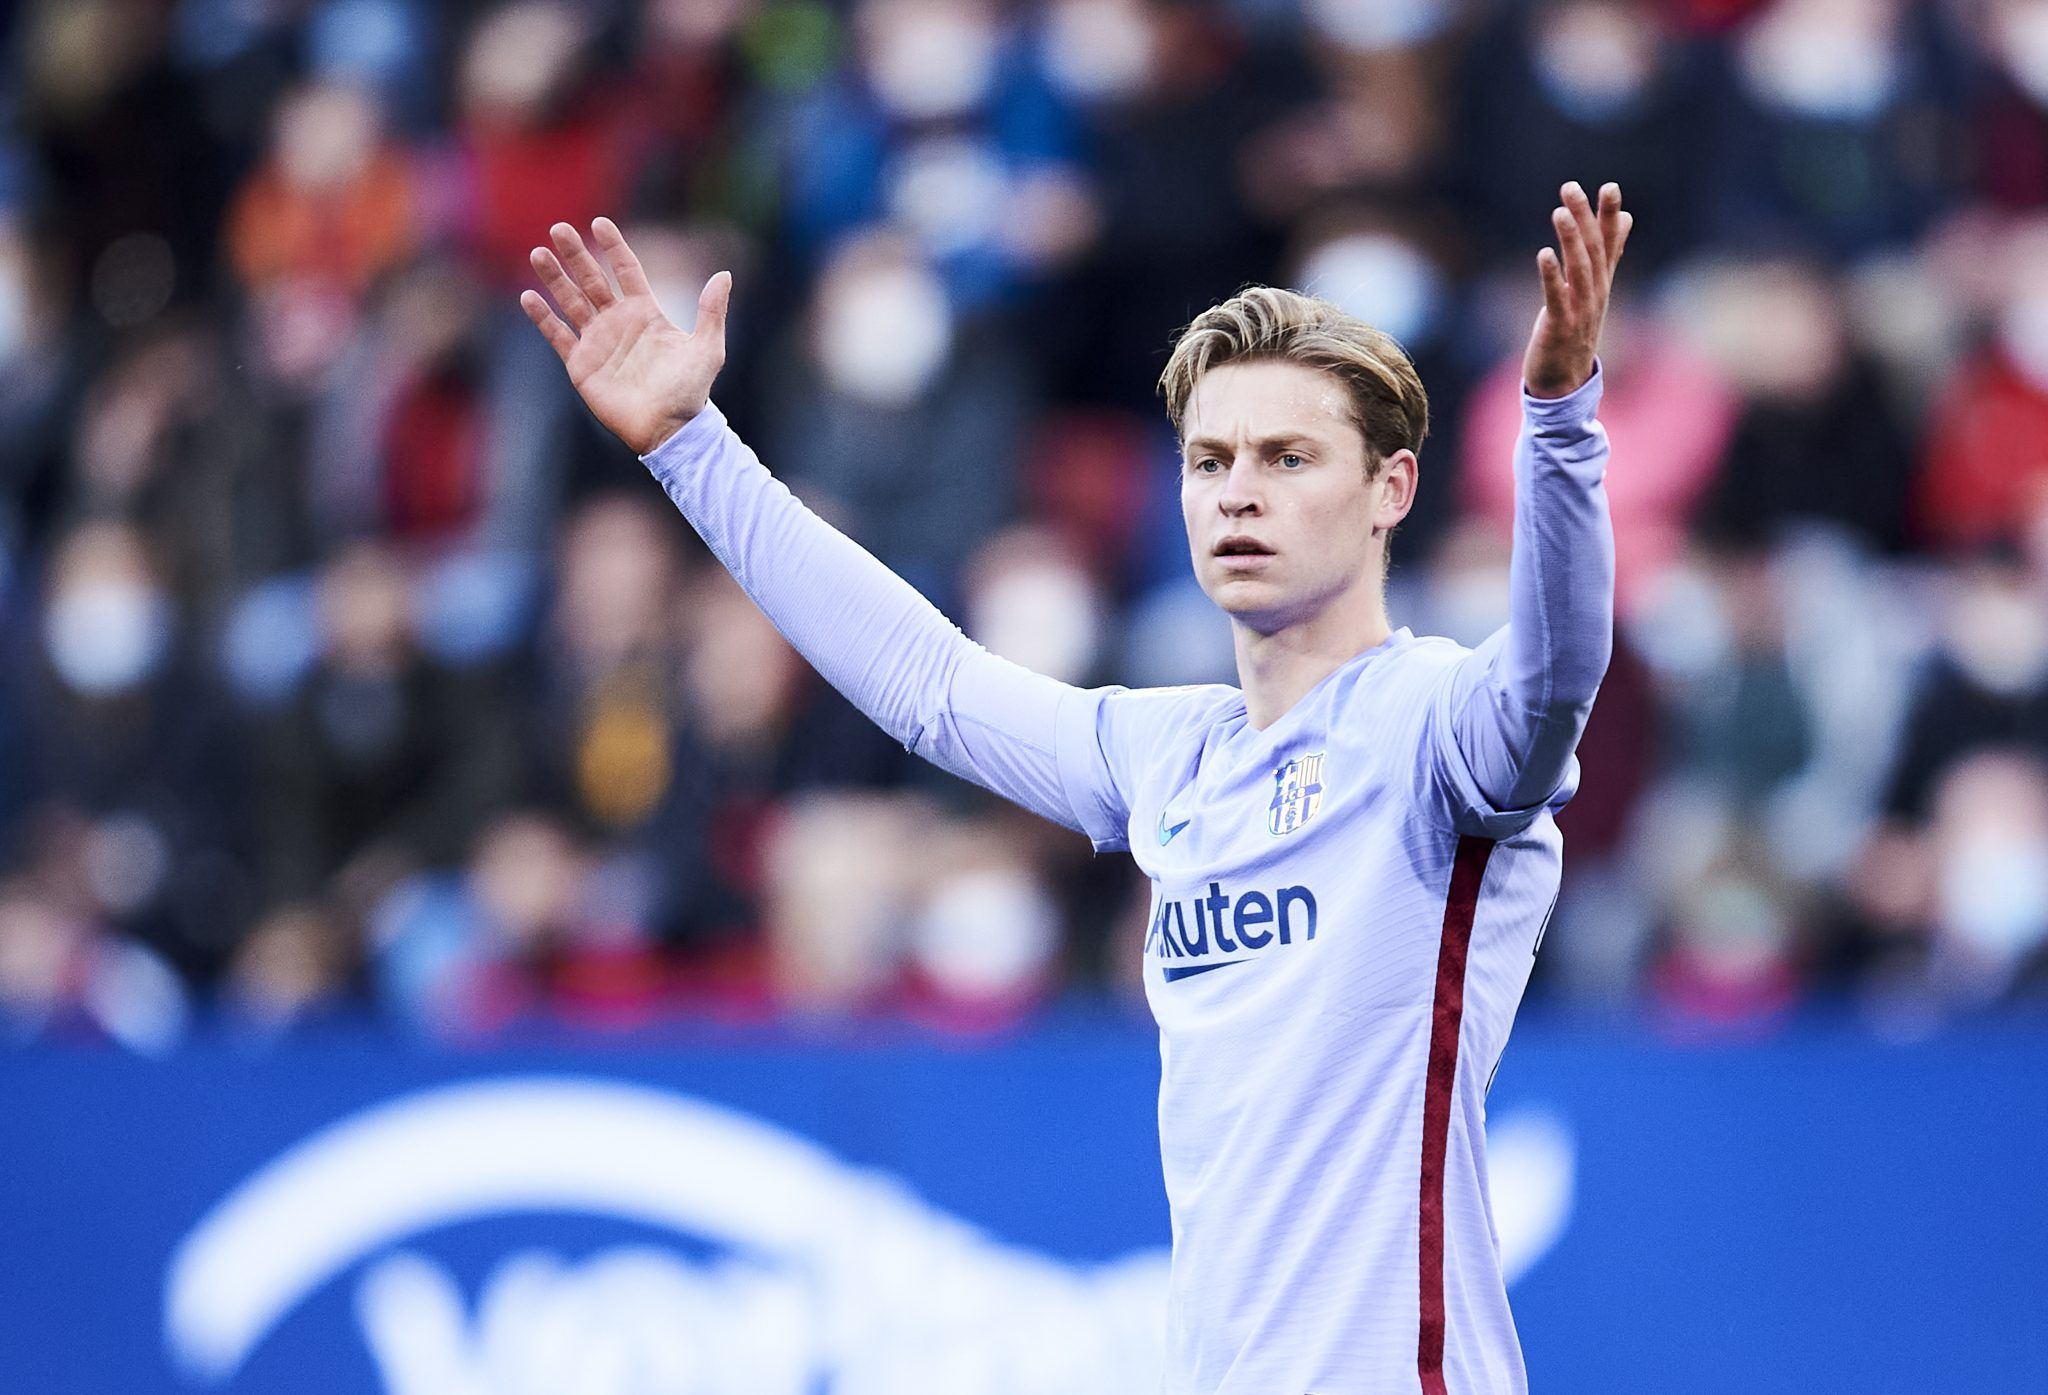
[1182,431,1323,458]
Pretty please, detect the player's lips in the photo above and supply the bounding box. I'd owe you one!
[1212,535,1275,570]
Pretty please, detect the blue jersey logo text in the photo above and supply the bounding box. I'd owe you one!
[1145,881,1317,980]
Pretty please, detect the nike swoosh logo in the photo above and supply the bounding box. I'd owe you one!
[1163,960,1249,982]
[1158,816,1192,846]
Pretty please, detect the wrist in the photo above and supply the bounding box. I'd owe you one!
[1524,364,1592,400]
[632,406,701,456]
[638,399,726,469]
[1521,360,1603,425]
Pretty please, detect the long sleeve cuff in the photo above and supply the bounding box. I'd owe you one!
[1521,361,1604,433]
[639,402,730,486]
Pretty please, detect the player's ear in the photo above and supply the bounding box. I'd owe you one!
[1372,449,1418,532]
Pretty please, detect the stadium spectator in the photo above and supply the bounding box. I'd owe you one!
[255,540,519,914]
[1455,0,1711,272]
[775,0,1091,306]
[225,81,419,306]
[650,567,908,955]
[1459,294,1739,597]
[760,789,931,1014]
[16,0,224,312]
[0,871,186,1050]
[1041,0,1271,409]
[1235,0,1462,222]
[12,520,252,979]
[1965,0,2048,210]
[0,219,86,551]
[372,807,675,1032]
[760,231,1029,602]
[1916,218,2048,552]
[623,0,768,223]
[1688,257,1917,552]
[1851,751,2048,1018]
[1881,553,2048,820]
[1705,0,1960,258]
[1649,834,1805,1029]
[220,901,360,1033]
[522,493,691,833]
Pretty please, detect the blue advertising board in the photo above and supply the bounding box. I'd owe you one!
[2,1016,2043,1393]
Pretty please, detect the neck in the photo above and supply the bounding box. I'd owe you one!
[1231,585,1392,729]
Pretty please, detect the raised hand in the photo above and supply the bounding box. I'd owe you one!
[520,218,730,455]
[1522,182,1632,400]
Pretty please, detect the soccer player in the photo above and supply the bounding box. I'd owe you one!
[522,180,1630,1394]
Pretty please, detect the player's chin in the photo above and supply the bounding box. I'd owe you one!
[1203,571,1290,620]
[1203,553,1282,587]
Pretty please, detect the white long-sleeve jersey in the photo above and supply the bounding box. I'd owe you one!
[643,370,1613,1393]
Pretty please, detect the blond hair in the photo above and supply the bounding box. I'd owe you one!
[1158,286,1430,476]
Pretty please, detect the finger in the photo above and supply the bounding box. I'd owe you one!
[529,246,594,328]
[694,270,732,347]
[1612,208,1635,268]
[550,222,617,311]
[591,216,654,300]
[519,289,578,364]
[1597,183,1623,269]
[1562,181,1606,282]
[1552,205,1588,309]
[1537,246,1568,321]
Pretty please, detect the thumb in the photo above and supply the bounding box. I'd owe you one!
[695,271,733,348]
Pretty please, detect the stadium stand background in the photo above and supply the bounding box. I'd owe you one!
[5,0,2048,1047]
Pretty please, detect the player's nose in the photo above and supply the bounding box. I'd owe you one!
[1218,457,1264,514]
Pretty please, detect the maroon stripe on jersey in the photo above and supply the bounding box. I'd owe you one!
[1418,835,1495,1395]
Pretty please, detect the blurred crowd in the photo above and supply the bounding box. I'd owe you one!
[4,0,2048,1048]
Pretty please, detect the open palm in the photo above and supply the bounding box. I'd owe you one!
[520,217,731,456]
[1522,182,1632,400]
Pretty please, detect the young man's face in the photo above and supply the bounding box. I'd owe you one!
[1178,359,1415,635]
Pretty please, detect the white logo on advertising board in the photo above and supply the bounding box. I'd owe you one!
[164,1077,1573,1393]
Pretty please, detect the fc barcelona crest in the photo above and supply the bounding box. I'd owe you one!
[1268,752,1326,836]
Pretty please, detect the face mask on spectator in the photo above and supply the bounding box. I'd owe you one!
[910,864,1059,1001]
[1305,0,1454,52]
[967,545,1102,684]
[1999,291,2048,390]
[888,136,1009,257]
[1429,565,1513,650]
[1295,233,1446,349]
[44,582,172,696]
[0,264,26,368]
[1947,581,2048,696]
[1533,2,1658,122]
[275,83,378,193]
[815,262,953,407]
[1741,6,1899,120]
[1939,831,2048,964]
[863,3,998,121]
[1042,0,1154,104]
[460,1,583,123]
[1997,1,2048,108]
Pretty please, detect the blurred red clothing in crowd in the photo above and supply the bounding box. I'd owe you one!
[1917,351,2048,552]
[228,151,417,298]
[1460,334,1739,601]
[461,95,638,286]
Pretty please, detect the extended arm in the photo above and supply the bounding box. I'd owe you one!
[643,404,1098,830]
[1438,183,1628,828]
[1440,375,1612,819]
[519,219,1110,836]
